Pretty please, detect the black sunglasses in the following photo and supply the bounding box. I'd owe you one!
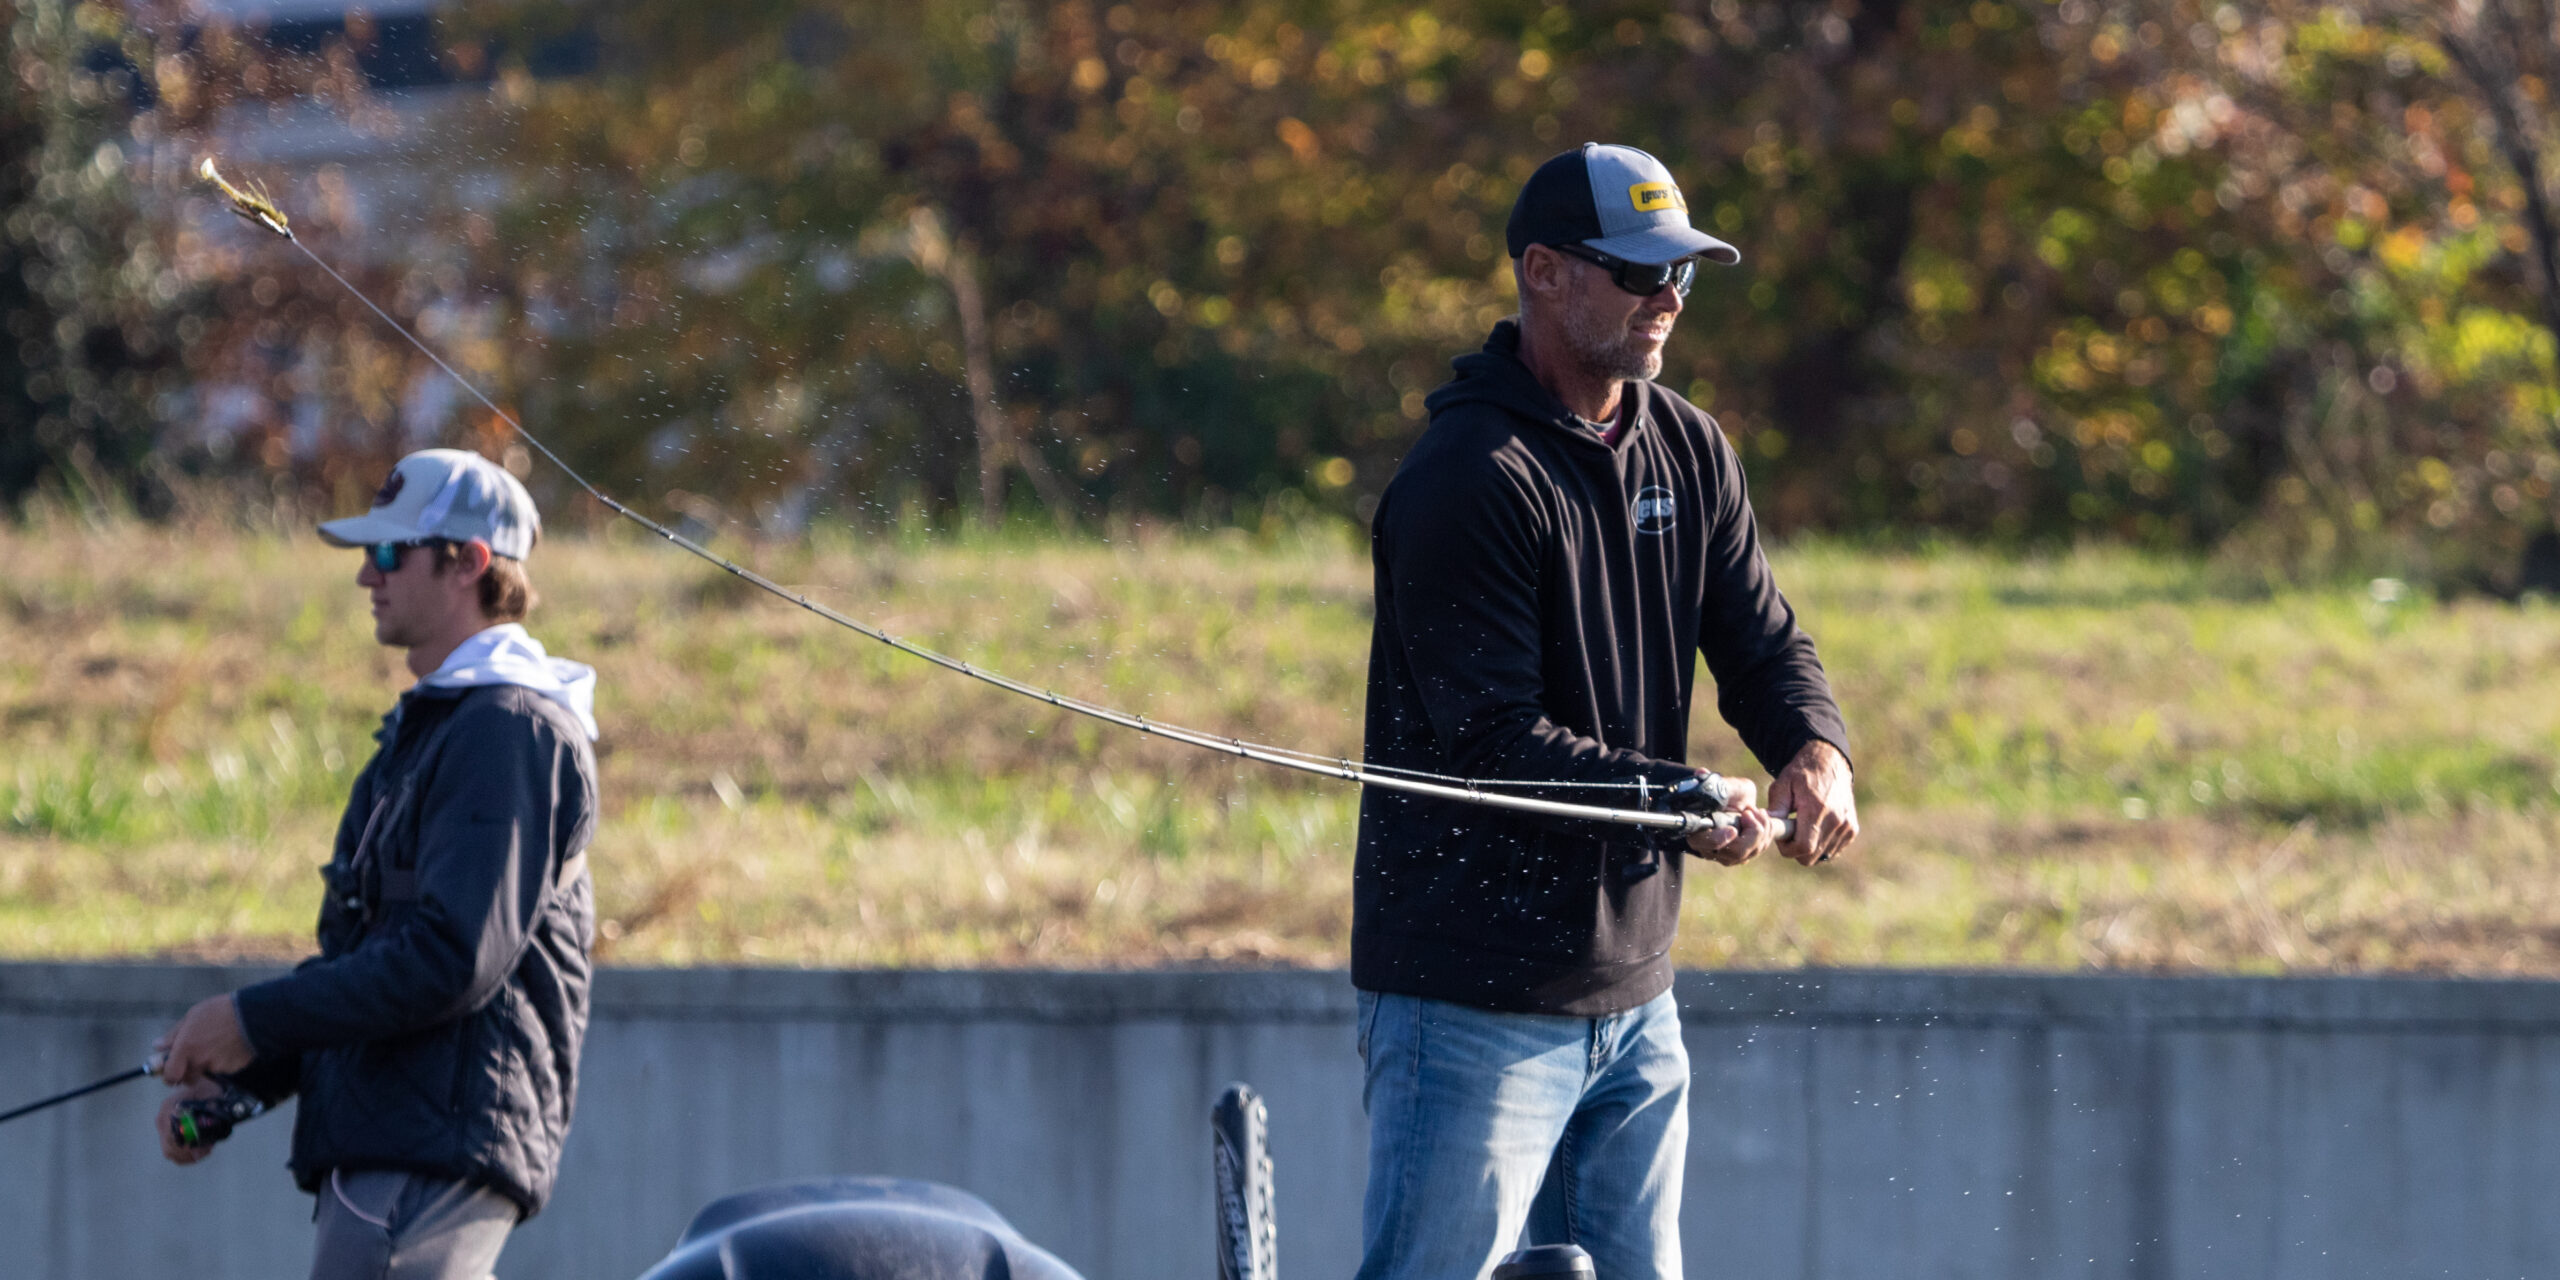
[363,540,439,573]
[1552,243,1698,299]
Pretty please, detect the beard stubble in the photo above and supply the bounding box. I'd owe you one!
[1559,293,1667,385]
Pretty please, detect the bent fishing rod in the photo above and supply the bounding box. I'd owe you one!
[198,159,1792,844]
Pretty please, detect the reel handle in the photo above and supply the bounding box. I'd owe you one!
[170,1083,266,1150]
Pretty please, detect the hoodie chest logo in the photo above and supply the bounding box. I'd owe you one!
[1632,486,1677,535]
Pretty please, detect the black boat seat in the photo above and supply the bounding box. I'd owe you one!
[635,1176,1086,1280]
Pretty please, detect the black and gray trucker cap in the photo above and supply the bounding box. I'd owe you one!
[1505,143,1740,266]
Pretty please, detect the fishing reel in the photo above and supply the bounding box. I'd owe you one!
[170,1081,267,1149]
[1656,770,1803,846]
[1659,770,1732,817]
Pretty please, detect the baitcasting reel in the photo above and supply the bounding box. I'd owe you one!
[170,1082,267,1149]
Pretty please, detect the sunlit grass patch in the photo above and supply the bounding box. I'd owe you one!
[9,520,2560,972]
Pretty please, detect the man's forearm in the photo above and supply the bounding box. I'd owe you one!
[225,1033,302,1102]
[1712,641,1849,777]
[233,915,489,1057]
[1440,702,1707,793]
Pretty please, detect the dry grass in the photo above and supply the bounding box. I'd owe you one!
[8,513,2560,973]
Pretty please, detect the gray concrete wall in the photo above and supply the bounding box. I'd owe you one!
[4,964,2555,1280]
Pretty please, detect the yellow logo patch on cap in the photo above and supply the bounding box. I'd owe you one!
[1629,181,1685,213]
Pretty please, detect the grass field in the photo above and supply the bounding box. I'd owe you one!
[8,513,2560,973]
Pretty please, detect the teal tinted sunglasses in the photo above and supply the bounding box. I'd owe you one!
[364,540,439,573]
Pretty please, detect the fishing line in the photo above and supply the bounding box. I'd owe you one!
[198,160,1782,841]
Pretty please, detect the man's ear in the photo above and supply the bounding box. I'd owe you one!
[455,538,494,583]
[1518,245,1568,301]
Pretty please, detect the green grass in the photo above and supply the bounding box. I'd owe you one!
[1788,544,2560,826]
[8,515,2560,973]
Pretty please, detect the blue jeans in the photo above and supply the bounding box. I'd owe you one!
[1354,988,1688,1280]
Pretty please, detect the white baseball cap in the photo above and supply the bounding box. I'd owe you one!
[318,448,541,560]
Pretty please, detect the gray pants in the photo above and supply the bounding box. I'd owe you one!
[310,1169,520,1280]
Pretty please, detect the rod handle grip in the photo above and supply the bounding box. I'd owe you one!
[1690,810,1799,843]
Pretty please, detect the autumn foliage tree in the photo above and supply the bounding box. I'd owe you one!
[16,0,2560,583]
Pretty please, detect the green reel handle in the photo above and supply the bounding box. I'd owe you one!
[170,1084,265,1149]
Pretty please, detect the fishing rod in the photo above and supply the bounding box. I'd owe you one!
[0,1052,270,1147]
[197,160,1792,844]
[0,1059,156,1126]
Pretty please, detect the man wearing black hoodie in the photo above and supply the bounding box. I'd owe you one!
[1353,145,1857,1279]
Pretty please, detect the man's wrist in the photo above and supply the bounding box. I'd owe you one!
[1792,737,1851,775]
[225,992,257,1063]
[229,979,294,1060]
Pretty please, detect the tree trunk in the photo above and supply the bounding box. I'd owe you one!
[944,245,1075,530]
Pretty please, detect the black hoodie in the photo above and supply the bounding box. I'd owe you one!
[1352,320,1849,1016]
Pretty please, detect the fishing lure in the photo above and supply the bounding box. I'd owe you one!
[199,158,291,240]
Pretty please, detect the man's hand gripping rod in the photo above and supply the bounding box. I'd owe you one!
[1662,773,1799,846]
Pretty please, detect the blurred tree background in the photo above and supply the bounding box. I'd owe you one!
[10,0,2560,583]
[3,0,193,514]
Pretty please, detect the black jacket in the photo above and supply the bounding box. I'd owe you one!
[232,682,597,1216]
[1353,320,1848,1016]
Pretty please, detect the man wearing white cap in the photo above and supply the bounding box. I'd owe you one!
[151,448,601,1280]
[1354,145,1860,1276]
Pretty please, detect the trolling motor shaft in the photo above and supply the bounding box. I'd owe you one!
[1212,1084,1277,1280]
